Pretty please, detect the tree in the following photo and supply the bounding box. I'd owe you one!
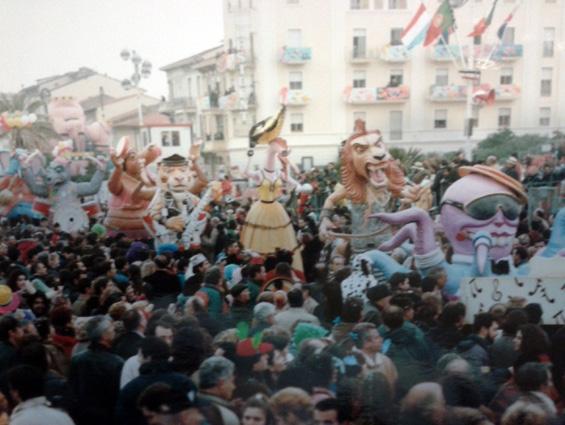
[473,130,553,162]
[0,91,56,151]
[389,147,424,174]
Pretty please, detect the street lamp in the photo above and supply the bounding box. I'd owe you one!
[120,48,152,149]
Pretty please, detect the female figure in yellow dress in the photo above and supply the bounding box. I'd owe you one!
[240,107,303,275]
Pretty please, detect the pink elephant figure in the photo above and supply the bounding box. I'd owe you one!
[48,97,111,153]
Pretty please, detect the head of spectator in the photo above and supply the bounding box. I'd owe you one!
[203,266,223,288]
[7,365,45,405]
[389,273,410,293]
[0,315,23,348]
[314,397,346,425]
[472,313,498,342]
[242,394,275,425]
[140,336,170,365]
[341,297,363,324]
[513,324,550,368]
[524,303,543,325]
[439,302,466,330]
[351,322,382,355]
[270,387,313,425]
[383,305,404,331]
[198,356,236,401]
[286,288,304,309]
[85,315,115,349]
[391,294,415,322]
[399,382,446,425]
[137,383,202,425]
[366,285,392,312]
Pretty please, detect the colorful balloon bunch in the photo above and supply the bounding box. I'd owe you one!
[0,111,38,132]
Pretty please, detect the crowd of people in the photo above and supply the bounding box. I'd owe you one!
[0,145,563,425]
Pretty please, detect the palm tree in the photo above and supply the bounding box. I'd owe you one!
[389,147,424,174]
[0,91,56,151]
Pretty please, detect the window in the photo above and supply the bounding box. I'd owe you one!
[389,0,407,9]
[289,72,303,90]
[287,29,302,47]
[291,113,303,132]
[353,112,367,124]
[539,108,551,127]
[434,110,447,129]
[353,70,366,88]
[435,68,449,86]
[473,35,481,45]
[390,69,403,87]
[353,29,367,58]
[350,0,369,9]
[390,28,403,46]
[500,68,513,85]
[161,132,170,147]
[543,28,555,58]
[502,27,515,45]
[390,111,402,140]
[498,108,511,128]
[541,67,552,96]
[171,131,180,146]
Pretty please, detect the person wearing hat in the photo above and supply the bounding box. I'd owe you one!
[362,284,392,326]
[227,283,252,329]
[183,254,210,297]
[137,382,206,425]
[501,156,520,181]
[233,338,274,400]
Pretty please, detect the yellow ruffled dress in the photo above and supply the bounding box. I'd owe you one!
[240,177,303,272]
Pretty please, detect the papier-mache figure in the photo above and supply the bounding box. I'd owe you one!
[142,145,214,248]
[361,165,565,296]
[20,141,106,233]
[48,97,111,153]
[240,106,304,274]
[319,119,406,255]
[104,137,160,238]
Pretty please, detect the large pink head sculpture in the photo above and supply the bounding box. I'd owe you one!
[440,165,527,268]
[48,98,86,141]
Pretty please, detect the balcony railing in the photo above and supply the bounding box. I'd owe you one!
[379,45,409,62]
[429,84,466,101]
[343,85,410,104]
[430,44,523,62]
[280,87,310,106]
[158,97,196,113]
[198,93,220,110]
[219,92,249,110]
[217,51,249,73]
[280,47,312,64]
[429,83,521,102]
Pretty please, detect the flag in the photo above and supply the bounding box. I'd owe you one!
[424,0,456,47]
[468,0,498,37]
[401,3,432,50]
[497,4,519,40]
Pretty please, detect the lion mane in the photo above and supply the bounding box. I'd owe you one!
[340,129,404,204]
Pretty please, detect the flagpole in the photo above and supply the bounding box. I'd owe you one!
[483,2,521,68]
[439,33,464,71]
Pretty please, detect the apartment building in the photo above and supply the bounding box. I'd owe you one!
[161,0,565,170]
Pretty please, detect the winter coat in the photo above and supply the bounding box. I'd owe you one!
[10,396,75,425]
[115,361,195,425]
[69,343,124,425]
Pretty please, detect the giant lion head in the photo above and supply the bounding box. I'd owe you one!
[341,120,404,203]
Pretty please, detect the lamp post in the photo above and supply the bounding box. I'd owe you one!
[120,48,152,149]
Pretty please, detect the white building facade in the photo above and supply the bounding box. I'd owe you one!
[162,0,565,170]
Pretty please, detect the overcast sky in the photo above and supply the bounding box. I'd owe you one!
[0,0,224,98]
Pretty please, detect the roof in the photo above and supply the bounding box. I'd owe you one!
[80,94,117,111]
[111,107,172,127]
[160,45,224,71]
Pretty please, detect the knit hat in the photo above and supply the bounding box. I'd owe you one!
[366,284,392,303]
[292,322,328,348]
[236,338,274,357]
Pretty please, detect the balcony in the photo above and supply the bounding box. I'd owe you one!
[217,51,249,73]
[379,45,409,63]
[280,87,310,106]
[350,48,373,64]
[198,93,220,110]
[429,84,467,102]
[219,92,249,111]
[495,84,521,100]
[280,47,312,65]
[429,44,523,62]
[429,84,521,103]
[343,85,410,104]
[158,97,196,113]
[429,45,464,62]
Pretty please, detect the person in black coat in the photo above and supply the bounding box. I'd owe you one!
[112,309,145,360]
[115,337,196,425]
[143,255,181,309]
[69,316,124,425]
